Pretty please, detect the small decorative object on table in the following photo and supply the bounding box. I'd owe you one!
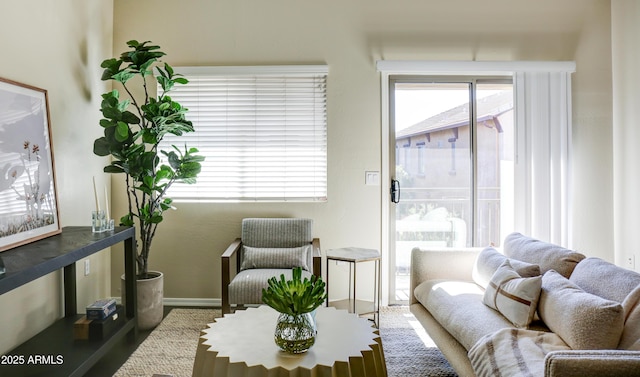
[86,298,117,320]
[262,267,327,354]
[91,178,115,233]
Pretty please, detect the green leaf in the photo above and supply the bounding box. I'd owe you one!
[140,151,159,172]
[143,176,154,189]
[126,40,141,48]
[148,214,163,224]
[104,165,124,174]
[101,106,122,120]
[156,165,174,181]
[93,137,111,156]
[261,267,326,315]
[141,130,158,144]
[121,111,140,125]
[100,58,123,81]
[164,63,174,77]
[120,213,134,226]
[115,122,129,141]
[179,161,202,177]
[99,119,115,128]
[112,69,136,84]
[159,198,173,210]
[140,59,155,77]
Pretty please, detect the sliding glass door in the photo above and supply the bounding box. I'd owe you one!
[389,77,514,303]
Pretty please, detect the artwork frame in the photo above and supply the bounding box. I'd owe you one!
[0,77,60,252]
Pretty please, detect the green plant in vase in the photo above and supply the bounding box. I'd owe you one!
[262,267,327,353]
[93,40,204,330]
[94,40,204,279]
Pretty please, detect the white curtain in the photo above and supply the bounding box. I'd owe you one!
[513,71,573,247]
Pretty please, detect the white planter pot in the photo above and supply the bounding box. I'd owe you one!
[121,271,164,331]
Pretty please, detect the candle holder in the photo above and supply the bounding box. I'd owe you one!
[105,218,115,232]
[92,210,106,233]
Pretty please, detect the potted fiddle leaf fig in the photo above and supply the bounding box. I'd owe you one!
[262,267,327,353]
[94,40,204,329]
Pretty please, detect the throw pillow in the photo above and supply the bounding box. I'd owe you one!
[618,284,640,350]
[482,260,542,328]
[240,245,310,271]
[472,246,541,289]
[538,270,625,350]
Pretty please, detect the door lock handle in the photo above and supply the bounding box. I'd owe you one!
[391,179,400,203]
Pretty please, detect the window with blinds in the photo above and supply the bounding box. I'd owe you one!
[159,66,328,202]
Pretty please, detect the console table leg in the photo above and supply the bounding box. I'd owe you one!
[124,236,137,324]
[63,263,77,317]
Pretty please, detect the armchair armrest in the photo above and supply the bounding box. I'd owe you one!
[410,247,480,305]
[312,238,321,278]
[544,350,640,377]
[221,238,242,314]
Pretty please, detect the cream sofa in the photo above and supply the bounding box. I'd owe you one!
[409,232,640,377]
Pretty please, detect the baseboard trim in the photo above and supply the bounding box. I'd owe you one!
[112,297,221,308]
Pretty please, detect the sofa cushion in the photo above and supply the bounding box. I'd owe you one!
[415,279,514,350]
[472,246,541,289]
[240,245,311,271]
[569,257,640,304]
[483,260,542,328]
[503,232,585,278]
[538,270,625,350]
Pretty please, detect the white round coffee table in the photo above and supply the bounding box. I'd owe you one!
[192,305,387,377]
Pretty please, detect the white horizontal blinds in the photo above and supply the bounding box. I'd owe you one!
[160,66,328,201]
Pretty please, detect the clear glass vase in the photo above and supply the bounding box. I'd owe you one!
[274,312,316,353]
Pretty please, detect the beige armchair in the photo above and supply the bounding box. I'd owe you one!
[221,218,321,314]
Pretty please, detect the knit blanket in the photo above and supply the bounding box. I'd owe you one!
[468,328,571,377]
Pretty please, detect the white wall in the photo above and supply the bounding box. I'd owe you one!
[111,0,615,301]
[0,0,113,354]
[612,0,640,270]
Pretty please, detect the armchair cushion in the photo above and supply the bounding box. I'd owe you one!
[242,218,313,248]
[240,245,311,271]
[228,268,314,305]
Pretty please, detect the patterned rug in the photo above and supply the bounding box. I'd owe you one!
[115,306,457,377]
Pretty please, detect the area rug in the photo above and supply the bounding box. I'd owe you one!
[380,306,458,377]
[115,306,457,377]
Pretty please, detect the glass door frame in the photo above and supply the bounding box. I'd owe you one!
[382,74,512,305]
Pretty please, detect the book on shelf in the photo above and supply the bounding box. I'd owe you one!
[86,298,117,320]
[74,305,125,341]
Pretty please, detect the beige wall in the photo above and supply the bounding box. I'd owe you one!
[0,0,113,355]
[110,0,615,301]
[0,0,619,356]
[612,0,640,270]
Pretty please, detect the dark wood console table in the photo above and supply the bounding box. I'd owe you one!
[0,226,137,377]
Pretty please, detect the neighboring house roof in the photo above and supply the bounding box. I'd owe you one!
[396,91,513,139]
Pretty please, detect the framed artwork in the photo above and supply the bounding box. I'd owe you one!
[0,77,60,252]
